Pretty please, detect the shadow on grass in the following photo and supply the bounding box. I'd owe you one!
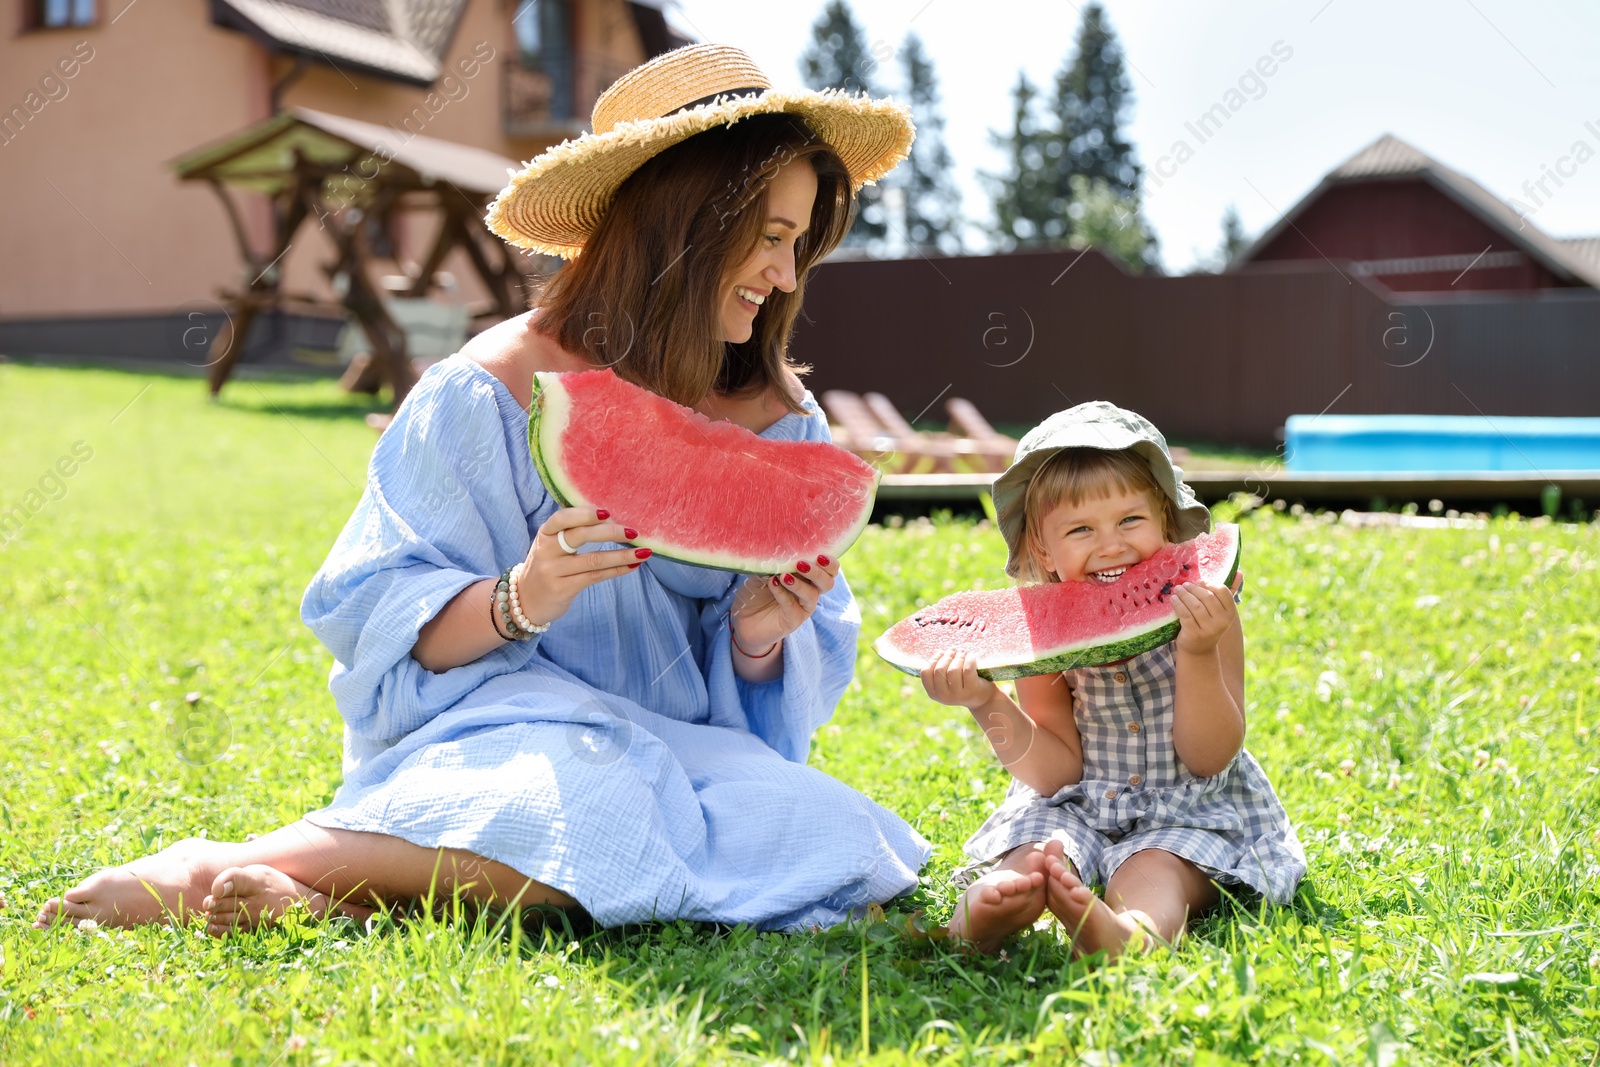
[212,394,390,424]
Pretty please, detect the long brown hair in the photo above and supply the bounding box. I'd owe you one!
[533,114,855,414]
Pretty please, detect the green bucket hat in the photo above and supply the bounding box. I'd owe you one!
[993,401,1210,579]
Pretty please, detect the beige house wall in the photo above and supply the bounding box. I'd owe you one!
[0,2,272,319]
[0,0,656,325]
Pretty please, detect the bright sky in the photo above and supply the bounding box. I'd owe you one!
[668,0,1600,272]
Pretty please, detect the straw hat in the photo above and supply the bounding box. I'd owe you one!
[486,43,915,259]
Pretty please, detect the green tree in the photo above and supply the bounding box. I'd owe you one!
[1066,175,1158,273]
[1219,205,1248,266]
[986,72,1063,248]
[1055,1,1140,198]
[799,0,888,248]
[899,33,961,253]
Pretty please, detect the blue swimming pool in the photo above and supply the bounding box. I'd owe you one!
[1284,415,1600,473]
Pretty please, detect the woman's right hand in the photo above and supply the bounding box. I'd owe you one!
[514,507,651,627]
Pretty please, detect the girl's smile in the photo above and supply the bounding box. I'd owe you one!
[1033,486,1170,584]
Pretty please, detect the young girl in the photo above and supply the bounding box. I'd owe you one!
[921,401,1305,957]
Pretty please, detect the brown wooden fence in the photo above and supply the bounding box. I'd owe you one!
[788,248,1600,448]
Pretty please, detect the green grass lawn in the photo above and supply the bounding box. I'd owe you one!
[2,360,1597,1065]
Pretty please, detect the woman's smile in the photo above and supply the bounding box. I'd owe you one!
[717,161,815,342]
[733,284,769,314]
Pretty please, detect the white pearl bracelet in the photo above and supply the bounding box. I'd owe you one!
[507,564,550,634]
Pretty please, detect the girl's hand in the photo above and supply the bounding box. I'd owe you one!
[729,554,841,652]
[1172,579,1239,655]
[920,649,999,711]
[514,507,648,626]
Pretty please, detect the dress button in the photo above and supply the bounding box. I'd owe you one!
[1104,789,1118,800]
[1127,722,1140,733]
[1114,670,1128,683]
[1128,774,1143,786]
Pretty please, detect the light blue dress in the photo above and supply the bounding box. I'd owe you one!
[298,356,931,930]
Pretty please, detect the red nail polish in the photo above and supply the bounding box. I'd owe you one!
[628,562,641,570]
[596,509,610,520]
[635,548,652,559]
[624,528,638,540]
[796,560,811,573]
[817,555,831,567]
[772,576,781,586]
[783,573,795,585]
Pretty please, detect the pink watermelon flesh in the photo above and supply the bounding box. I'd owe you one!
[529,369,880,574]
[874,524,1241,680]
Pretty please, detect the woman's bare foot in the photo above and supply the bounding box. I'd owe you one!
[33,837,229,930]
[947,850,1049,954]
[1048,882,1158,960]
[202,864,374,937]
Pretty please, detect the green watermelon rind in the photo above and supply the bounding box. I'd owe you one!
[873,525,1241,681]
[529,372,880,575]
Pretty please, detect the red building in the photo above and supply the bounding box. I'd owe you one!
[1236,133,1600,293]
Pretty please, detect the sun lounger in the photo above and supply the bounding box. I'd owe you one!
[944,397,1017,473]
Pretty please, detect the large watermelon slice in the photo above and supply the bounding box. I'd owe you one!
[529,369,880,574]
[874,524,1241,680]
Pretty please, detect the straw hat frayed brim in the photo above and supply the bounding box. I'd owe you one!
[487,90,914,259]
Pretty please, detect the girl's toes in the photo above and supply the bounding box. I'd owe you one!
[209,865,249,901]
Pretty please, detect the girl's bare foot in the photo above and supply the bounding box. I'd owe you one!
[202,864,374,937]
[33,838,228,930]
[947,850,1049,954]
[1048,882,1157,960]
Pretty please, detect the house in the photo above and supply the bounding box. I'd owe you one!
[1235,133,1600,293]
[0,0,689,361]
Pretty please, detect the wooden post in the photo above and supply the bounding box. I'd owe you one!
[203,171,310,397]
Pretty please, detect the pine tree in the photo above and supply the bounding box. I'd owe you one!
[899,33,961,253]
[799,0,888,248]
[1055,2,1140,197]
[1219,205,1248,266]
[987,72,1063,248]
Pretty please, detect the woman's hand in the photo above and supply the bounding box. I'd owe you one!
[919,649,1000,711]
[514,507,650,627]
[728,554,840,653]
[1172,573,1241,655]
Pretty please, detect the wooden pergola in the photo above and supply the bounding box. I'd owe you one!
[173,106,533,406]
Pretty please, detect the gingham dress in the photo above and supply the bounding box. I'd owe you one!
[962,638,1306,903]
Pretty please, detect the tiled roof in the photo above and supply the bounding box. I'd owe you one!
[213,0,468,86]
[1328,132,1433,178]
[1240,133,1600,289]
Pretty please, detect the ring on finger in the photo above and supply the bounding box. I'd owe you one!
[556,530,578,555]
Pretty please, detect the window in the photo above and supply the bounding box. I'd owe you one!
[511,0,572,119]
[32,0,96,28]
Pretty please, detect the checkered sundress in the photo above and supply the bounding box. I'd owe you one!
[961,639,1307,903]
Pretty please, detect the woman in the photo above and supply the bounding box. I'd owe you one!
[36,45,931,935]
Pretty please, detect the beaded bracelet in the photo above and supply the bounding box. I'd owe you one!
[730,628,780,659]
[507,564,550,635]
[492,568,545,642]
[492,570,529,641]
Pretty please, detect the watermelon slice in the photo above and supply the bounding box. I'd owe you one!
[528,369,880,574]
[874,524,1241,680]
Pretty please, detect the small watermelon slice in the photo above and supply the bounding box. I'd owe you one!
[529,369,880,574]
[874,524,1241,680]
